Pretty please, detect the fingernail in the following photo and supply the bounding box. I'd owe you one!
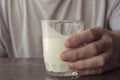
[61,52,68,61]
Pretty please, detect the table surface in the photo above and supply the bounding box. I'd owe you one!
[0,58,120,80]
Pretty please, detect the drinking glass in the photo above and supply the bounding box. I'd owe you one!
[41,20,84,77]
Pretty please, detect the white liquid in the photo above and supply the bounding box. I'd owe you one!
[43,37,72,72]
[42,21,83,73]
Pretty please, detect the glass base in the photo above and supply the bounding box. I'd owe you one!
[47,71,79,77]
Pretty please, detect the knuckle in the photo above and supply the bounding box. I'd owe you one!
[99,56,105,67]
[69,51,78,61]
[91,44,98,55]
[88,29,95,40]
[69,52,75,61]
[103,34,113,48]
[89,28,104,40]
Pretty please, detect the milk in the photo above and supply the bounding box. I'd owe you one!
[43,37,72,72]
[42,21,73,72]
[42,20,83,73]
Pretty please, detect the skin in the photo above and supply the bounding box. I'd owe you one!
[61,27,120,76]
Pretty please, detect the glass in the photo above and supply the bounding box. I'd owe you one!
[41,20,84,77]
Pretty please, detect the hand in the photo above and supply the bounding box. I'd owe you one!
[61,27,120,76]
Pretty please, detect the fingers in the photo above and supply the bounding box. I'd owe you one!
[67,53,108,70]
[65,28,104,48]
[76,68,103,76]
[75,59,119,76]
[61,34,111,62]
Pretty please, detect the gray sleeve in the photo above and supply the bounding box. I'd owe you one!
[0,2,10,57]
[109,0,120,31]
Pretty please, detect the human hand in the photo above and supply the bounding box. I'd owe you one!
[61,27,120,75]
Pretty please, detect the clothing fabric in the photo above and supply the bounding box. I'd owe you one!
[0,0,120,57]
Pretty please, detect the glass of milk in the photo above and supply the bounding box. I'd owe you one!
[41,20,84,77]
